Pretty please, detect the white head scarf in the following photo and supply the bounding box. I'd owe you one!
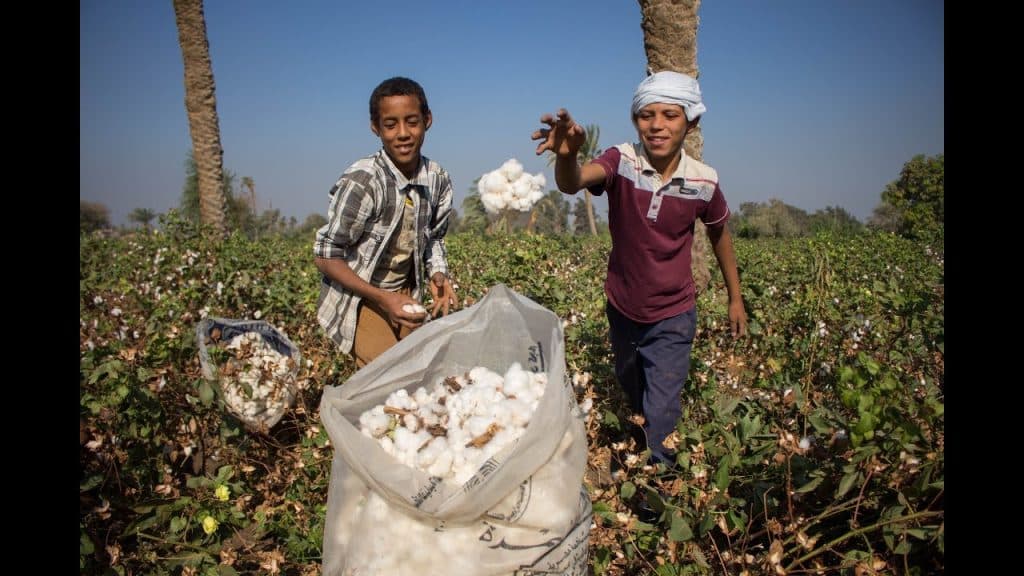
[631,71,706,122]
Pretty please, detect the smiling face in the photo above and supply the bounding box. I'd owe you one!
[371,94,432,179]
[633,102,693,176]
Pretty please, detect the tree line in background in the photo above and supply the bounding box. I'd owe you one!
[80,152,327,240]
[81,152,943,243]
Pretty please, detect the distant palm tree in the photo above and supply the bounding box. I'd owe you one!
[173,0,226,235]
[637,0,711,293]
[241,176,255,213]
[459,182,489,234]
[528,189,571,235]
[547,124,601,235]
[128,208,157,230]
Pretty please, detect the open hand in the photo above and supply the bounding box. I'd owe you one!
[532,108,585,158]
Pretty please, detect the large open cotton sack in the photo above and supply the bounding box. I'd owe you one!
[320,284,591,575]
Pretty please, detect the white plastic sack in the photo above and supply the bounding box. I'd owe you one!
[320,285,591,576]
[195,317,302,432]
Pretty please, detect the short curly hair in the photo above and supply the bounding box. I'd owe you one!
[369,77,430,126]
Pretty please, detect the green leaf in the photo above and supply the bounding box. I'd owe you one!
[80,530,95,555]
[601,409,621,431]
[170,516,187,533]
[675,451,690,470]
[698,512,715,536]
[837,470,860,498]
[795,476,823,494]
[620,481,636,500]
[199,380,215,406]
[80,475,103,492]
[217,566,240,576]
[806,414,830,435]
[591,501,617,522]
[645,488,666,513]
[668,513,693,542]
[905,528,930,540]
[716,396,739,417]
[215,465,235,483]
[714,459,732,491]
[88,359,124,385]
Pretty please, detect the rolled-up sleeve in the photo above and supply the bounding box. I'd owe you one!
[701,185,730,229]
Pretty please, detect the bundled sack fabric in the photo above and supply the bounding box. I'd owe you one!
[320,284,591,576]
[195,317,302,431]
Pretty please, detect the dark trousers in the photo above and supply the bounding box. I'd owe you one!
[606,301,697,464]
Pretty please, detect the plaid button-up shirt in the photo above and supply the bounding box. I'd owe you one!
[313,149,453,353]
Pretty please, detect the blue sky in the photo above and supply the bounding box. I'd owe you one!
[81,0,943,228]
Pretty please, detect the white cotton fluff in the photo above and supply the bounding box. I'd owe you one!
[217,332,301,429]
[402,303,427,314]
[386,388,417,411]
[356,365,548,483]
[500,158,524,181]
[359,405,391,438]
[478,159,548,215]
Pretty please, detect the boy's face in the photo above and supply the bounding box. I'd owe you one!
[371,94,431,179]
[633,103,691,166]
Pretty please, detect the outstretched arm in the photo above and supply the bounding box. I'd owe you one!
[532,108,606,193]
[706,224,748,337]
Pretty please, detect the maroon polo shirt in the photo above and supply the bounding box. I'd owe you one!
[587,143,730,323]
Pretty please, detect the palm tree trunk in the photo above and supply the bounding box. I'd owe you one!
[584,191,598,235]
[173,0,226,235]
[638,0,711,295]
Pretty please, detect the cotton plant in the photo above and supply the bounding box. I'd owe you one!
[478,159,547,231]
[358,363,547,484]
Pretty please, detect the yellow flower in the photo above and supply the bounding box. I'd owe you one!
[202,515,219,535]
[215,485,230,501]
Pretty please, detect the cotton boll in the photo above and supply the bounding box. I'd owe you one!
[425,446,454,478]
[501,158,524,181]
[359,408,391,438]
[512,176,532,199]
[467,365,493,383]
[393,427,424,455]
[416,436,445,469]
[386,388,417,411]
[486,400,512,426]
[412,386,431,406]
[532,173,546,189]
[483,428,519,459]
[505,398,533,427]
[503,363,530,398]
[478,170,501,196]
[402,412,421,432]
[465,415,495,438]
[579,397,593,414]
[480,191,503,214]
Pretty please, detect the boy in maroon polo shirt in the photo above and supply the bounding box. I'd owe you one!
[532,71,748,465]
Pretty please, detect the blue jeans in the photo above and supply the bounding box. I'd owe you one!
[606,302,697,465]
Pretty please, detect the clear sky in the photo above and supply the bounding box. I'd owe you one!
[81,0,943,228]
